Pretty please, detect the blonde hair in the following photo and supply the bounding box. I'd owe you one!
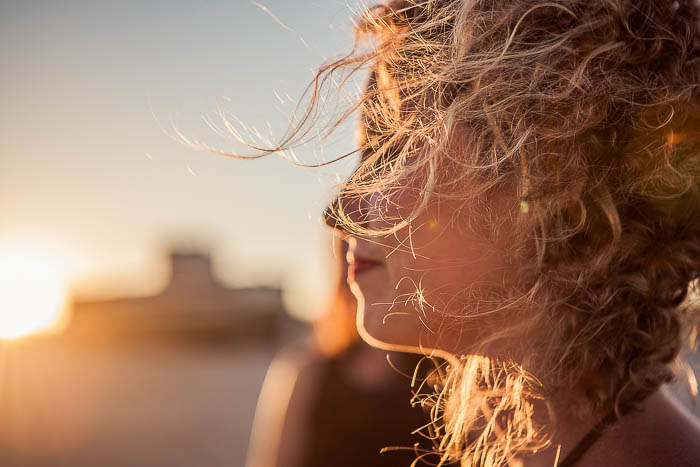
[213,0,700,464]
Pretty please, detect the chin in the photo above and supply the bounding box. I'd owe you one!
[351,282,453,355]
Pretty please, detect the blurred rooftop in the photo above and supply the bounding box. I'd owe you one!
[66,250,304,346]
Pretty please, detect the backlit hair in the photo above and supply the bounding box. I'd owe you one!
[212,0,700,465]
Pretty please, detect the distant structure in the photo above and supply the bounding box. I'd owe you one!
[67,251,300,346]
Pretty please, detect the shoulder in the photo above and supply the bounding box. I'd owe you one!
[587,390,700,467]
[245,340,326,467]
[646,392,700,467]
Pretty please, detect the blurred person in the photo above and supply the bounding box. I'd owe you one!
[226,0,700,465]
[245,236,437,467]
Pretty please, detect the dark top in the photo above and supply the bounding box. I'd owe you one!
[278,343,440,467]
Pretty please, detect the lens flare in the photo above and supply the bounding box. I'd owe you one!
[0,250,66,339]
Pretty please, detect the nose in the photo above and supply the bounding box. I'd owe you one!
[322,189,370,235]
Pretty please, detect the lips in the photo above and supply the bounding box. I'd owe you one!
[348,254,382,280]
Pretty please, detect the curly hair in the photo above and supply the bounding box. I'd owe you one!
[314,0,700,463]
[209,0,700,464]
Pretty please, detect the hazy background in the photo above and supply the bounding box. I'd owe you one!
[1,2,364,466]
[1,0,361,321]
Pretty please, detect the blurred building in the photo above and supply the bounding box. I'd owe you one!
[66,251,301,346]
[0,251,305,467]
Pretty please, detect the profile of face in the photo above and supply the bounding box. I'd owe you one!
[326,165,520,357]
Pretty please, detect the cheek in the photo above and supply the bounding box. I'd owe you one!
[359,182,519,353]
[391,210,505,293]
[375,208,511,353]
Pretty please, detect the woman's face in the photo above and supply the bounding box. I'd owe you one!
[329,168,518,355]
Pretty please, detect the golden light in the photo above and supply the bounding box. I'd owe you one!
[667,130,684,147]
[0,250,66,340]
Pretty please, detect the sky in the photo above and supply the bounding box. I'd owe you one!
[0,0,365,321]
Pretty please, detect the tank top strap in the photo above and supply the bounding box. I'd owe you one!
[556,409,618,467]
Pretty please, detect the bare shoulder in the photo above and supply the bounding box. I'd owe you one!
[649,391,700,467]
[590,390,700,467]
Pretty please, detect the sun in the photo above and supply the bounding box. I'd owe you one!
[0,250,66,340]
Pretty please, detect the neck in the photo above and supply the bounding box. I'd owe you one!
[515,392,604,467]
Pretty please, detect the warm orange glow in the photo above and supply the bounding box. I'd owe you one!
[668,130,684,146]
[0,250,66,340]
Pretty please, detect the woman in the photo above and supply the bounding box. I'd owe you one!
[225,0,700,465]
[316,1,700,465]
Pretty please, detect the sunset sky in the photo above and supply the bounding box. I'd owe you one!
[0,1,363,324]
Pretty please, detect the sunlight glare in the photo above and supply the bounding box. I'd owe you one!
[0,250,66,340]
